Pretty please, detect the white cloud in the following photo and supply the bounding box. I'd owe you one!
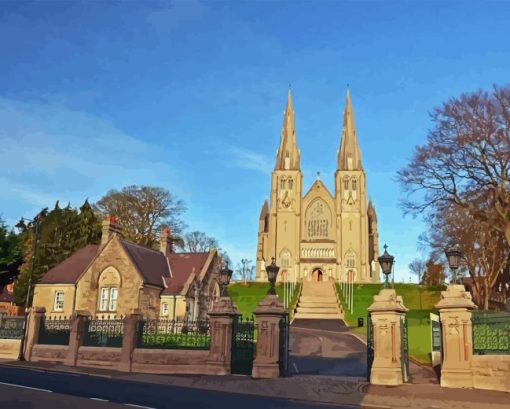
[229,146,272,174]
[0,97,180,221]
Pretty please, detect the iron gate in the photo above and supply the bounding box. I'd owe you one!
[231,315,255,375]
[279,312,290,377]
[401,314,410,382]
[367,313,374,381]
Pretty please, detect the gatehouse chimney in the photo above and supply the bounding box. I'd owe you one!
[101,215,123,247]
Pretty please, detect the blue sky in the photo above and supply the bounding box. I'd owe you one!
[1,1,509,281]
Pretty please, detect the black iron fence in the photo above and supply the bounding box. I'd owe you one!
[472,311,510,355]
[38,316,71,345]
[83,316,124,347]
[137,319,210,350]
[0,315,25,339]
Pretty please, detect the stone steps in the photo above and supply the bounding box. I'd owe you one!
[293,280,343,320]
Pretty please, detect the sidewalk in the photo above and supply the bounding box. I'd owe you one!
[1,359,508,409]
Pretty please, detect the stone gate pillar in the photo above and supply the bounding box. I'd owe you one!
[65,310,91,366]
[252,294,286,379]
[367,289,408,385]
[119,311,144,372]
[206,297,237,375]
[435,284,477,388]
[24,307,45,361]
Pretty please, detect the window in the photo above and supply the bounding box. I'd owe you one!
[162,302,169,316]
[99,287,118,312]
[343,177,349,190]
[109,288,118,311]
[346,251,356,268]
[352,178,357,191]
[280,177,286,190]
[53,291,64,311]
[288,178,293,190]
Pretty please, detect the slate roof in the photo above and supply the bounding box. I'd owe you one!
[119,240,171,286]
[39,244,99,284]
[38,238,212,294]
[163,252,211,296]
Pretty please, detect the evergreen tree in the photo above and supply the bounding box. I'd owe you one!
[14,200,102,305]
[0,217,23,286]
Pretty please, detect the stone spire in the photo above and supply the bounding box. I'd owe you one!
[337,89,363,170]
[275,89,300,170]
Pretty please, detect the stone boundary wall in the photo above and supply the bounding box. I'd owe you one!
[31,344,68,363]
[471,355,510,393]
[132,349,209,374]
[0,339,21,360]
[77,346,122,369]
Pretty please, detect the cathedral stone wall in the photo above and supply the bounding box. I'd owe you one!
[256,90,380,283]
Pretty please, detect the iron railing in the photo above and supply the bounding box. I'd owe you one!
[137,319,210,350]
[38,316,71,345]
[472,312,510,355]
[83,316,124,347]
[0,316,25,339]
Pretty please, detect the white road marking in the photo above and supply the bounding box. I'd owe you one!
[30,368,45,373]
[0,381,52,393]
[124,404,157,409]
[293,362,299,373]
[91,398,109,402]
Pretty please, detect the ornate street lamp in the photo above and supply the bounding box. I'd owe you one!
[265,257,280,295]
[378,244,394,289]
[219,262,233,297]
[445,245,462,285]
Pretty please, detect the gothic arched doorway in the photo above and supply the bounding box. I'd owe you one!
[312,268,323,282]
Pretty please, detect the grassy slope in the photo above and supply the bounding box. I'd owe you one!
[336,283,446,364]
[227,282,300,319]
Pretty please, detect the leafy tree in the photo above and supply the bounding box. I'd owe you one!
[182,231,218,252]
[95,185,186,248]
[398,86,510,246]
[422,259,446,286]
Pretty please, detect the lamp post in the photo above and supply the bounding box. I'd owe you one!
[219,262,233,298]
[15,216,40,361]
[445,245,462,285]
[265,257,280,295]
[378,244,395,289]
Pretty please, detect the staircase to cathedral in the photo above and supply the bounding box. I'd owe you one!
[293,280,343,320]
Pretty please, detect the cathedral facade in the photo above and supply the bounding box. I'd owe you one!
[256,90,380,283]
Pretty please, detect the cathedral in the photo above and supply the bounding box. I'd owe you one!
[256,90,380,283]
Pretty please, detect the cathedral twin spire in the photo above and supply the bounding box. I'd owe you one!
[274,88,363,171]
[275,89,301,170]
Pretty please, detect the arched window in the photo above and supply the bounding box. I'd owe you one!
[345,250,356,268]
[288,178,293,190]
[280,177,286,190]
[343,177,349,190]
[97,267,121,312]
[280,249,291,268]
[305,199,331,239]
[352,178,357,191]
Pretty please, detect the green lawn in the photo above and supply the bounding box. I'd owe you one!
[336,283,446,364]
[227,282,300,319]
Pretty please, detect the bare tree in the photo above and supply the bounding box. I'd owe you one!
[423,203,509,310]
[408,258,427,284]
[234,259,254,283]
[181,231,218,252]
[95,185,186,248]
[398,86,510,246]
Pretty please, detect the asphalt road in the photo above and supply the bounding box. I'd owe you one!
[289,319,367,378]
[0,365,355,409]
